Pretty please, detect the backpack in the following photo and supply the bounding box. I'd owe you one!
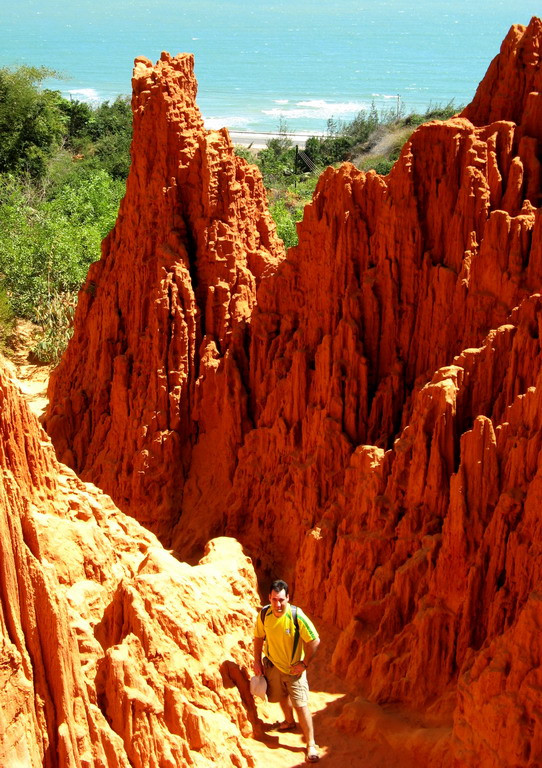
[260,603,300,661]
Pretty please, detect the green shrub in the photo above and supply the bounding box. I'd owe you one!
[268,180,316,249]
[362,156,395,175]
[0,169,123,361]
[270,198,301,249]
[0,283,13,351]
[30,290,77,363]
[257,145,296,187]
[0,171,123,318]
[81,97,133,179]
[305,135,351,166]
[86,96,132,142]
[395,101,460,128]
[0,65,132,362]
[59,99,93,150]
[247,119,298,188]
[234,145,259,164]
[341,102,381,144]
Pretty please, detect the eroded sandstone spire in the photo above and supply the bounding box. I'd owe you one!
[44,52,284,541]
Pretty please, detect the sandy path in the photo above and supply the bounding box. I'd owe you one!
[7,319,51,419]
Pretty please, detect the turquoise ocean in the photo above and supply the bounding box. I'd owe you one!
[1,0,541,134]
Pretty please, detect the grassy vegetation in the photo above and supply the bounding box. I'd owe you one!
[306,99,460,173]
[0,284,13,353]
[267,176,319,249]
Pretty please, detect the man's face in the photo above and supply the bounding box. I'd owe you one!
[269,588,289,617]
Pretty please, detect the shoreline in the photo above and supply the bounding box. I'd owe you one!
[227,129,326,150]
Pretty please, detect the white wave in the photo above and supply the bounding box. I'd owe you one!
[295,99,366,112]
[262,99,368,120]
[68,88,101,104]
[274,99,289,104]
[204,115,250,130]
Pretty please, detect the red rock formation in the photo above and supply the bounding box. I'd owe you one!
[462,18,542,129]
[43,17,542,768]
[44,52,283,541]
[0,358,261,767]
[223,19,542,590]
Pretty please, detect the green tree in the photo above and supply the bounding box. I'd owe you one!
[86,96,133,178]
[0,66,66,178]
[60,98,93,150]
[270,198,300,249]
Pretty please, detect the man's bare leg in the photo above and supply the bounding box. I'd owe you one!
[294,704,316,745]
[279,696,295,724]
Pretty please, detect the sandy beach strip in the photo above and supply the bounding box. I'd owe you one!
[228,129,326,149]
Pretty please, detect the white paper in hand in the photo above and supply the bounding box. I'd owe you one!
[249,674,268,700]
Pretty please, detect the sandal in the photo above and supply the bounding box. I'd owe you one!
[277,720,296,732]
[306,743,319,762]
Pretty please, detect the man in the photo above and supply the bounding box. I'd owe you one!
[253,579,320,763]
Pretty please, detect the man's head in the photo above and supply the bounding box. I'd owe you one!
[269,579,289,617]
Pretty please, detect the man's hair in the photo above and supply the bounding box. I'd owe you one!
[269,579,289,596]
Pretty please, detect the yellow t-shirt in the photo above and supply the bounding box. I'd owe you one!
[254,605,319,674]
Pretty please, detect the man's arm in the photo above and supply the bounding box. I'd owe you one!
[253,636,265,676]
[290,637,320,675]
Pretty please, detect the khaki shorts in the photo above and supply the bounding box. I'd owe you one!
[263,658,309,707]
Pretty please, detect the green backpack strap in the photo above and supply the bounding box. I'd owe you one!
[291,605,300,662]
[260,604,270,632]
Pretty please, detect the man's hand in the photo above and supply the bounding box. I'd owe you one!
[253,659,264,676]
[290,637,320,675]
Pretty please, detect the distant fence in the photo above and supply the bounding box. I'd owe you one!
[295,147,316,172]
